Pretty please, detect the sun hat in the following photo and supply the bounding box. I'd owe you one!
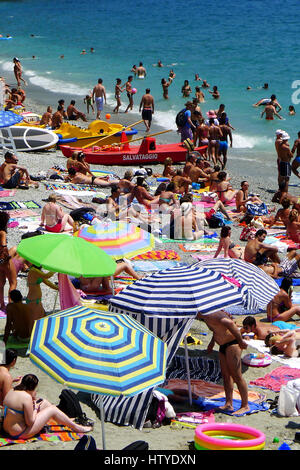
[275,129,283,135]
[281,132,290,140]
[206,110,217,118]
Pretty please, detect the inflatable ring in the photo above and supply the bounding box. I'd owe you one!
[194,423,265,450]
[242,352,272,367]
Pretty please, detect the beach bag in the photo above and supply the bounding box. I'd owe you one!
[176,109,187,128]
[277,379,300,417]
[246,202,268,216]
[122,441,149,451]
[57,389,94,426]
[240,225,257,241]
[74,435,98,451]
[70,207,96,223]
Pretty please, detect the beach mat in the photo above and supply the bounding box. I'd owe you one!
[249,366,300,392]
[44,182,102,192]
[0,189,16,197]
[0,201,41,211]
[132,260,187,272]
[192,397,269,416]
[131,249,181,261]
[0,419,84,448]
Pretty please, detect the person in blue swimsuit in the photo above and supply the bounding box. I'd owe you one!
[2,374,92,439]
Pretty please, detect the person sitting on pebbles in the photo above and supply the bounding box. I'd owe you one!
[0,151,38,189]
[66,167,119,187]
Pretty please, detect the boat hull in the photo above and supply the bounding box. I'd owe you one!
[60,142,207,165]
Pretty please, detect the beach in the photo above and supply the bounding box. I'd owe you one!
[0,91,299,452]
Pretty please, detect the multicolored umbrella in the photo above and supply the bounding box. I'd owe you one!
[29,305,167,449]
[17,233,116,278]
[74,221,154,260]
[29,305,167,396]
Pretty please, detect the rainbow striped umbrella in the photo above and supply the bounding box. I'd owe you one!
[29,306,167,396]
[74,221,154,260]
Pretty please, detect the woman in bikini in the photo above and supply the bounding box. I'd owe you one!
[158,182,178,213]
[216,171,238,204]
[40,194,75,233]
[161,77,173,99]
[129,177,160,208]
[0,211,17,311]
[265,330,300,358]
[26,264,58,322]
[113,78,124,113]
[2,374,92,440]
[266,278,300,322]
[286,208,300,243]
[181,80,192,98]
[214,226,244,259]
[162,157,176,179]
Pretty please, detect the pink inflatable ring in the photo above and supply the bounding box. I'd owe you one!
[194,422,265,450]
[242,352,272,367]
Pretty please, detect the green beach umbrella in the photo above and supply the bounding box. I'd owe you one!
[17,233,117,278]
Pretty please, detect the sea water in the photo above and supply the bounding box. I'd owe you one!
[0,0,299,181]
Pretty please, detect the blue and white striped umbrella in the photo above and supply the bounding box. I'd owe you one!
[109,263,253,317]
[194,258,279,310]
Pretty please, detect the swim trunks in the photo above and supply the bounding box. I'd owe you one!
[95,97,104,111]
[2,170,22,189]
[279,161,291,178]
[219,141,228,151]
[253,252,269,266]
[142,108,152,122]
[266,117,274,120]
[219,339,239,355]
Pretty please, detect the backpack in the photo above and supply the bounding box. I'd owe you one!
[176,109,187,128]
[74,435,98,451]
[57,389,94,426]
[122,441,149,451]
[207,211,226,228]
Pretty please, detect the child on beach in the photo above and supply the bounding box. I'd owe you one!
[113,78,125,113]
[197,310,249,415]
[84,93,94,114]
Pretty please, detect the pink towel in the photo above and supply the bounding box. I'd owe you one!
[250,366,300,392]
[58,273,81,310]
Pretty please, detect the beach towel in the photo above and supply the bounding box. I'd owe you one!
[58,273,81,310]
[0,189,16,197]
[193,397,269,416]
[178,243,218,253]
[191,253,222,261]
[0,201,41,211]
[131,250,181,261]
[275,277,300,287]
[132,260,187,272]
[44,182,103,193]
[250,366,300,392]
[0,419,83,448]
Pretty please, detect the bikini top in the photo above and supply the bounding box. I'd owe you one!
[3,406,24,418]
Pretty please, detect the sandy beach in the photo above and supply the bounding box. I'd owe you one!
[0,89,299,455]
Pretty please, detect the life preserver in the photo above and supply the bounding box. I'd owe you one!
[194,422,265,450]
[242,352,272,367]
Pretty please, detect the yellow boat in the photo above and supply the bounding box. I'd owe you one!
[53,120,138,148]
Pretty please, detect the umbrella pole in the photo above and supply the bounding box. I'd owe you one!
[184,337,192,406]
[52,289,59,314]
[99,395,106,450]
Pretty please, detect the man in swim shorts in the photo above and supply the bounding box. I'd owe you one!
[261,102,283,121]
[67,100,87,122]
[276,132,293,192]
[0,152,33,189]
[92,78,107,119]
[136,62,147,78]
[139,88,154,132]
[244,228,281,266]
[197,310,249,415]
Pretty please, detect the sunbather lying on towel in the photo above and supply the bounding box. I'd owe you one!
[265,330,300,358]
[66,167,119,187]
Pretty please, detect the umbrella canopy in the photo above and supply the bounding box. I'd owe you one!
[74,221,154,260]
[29,305,167,396]
[17,233,116,278]
[109,263,250,317]
[194,258,279,310]
[0,110,23,128]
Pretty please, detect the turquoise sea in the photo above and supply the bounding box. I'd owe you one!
[0,0,299,180]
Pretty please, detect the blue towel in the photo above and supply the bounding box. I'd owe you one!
[193,397,269,416]
[275,277,300,286]
[273,321,299,330]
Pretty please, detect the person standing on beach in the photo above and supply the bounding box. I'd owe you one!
[113,78,124,114]
[124,76,134,113]
[139,88,154,132]
[177,101,196,143]
[276,132,293,192]
[197,310,249,415]
[92,78,107,119]
[13,58,27,87]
